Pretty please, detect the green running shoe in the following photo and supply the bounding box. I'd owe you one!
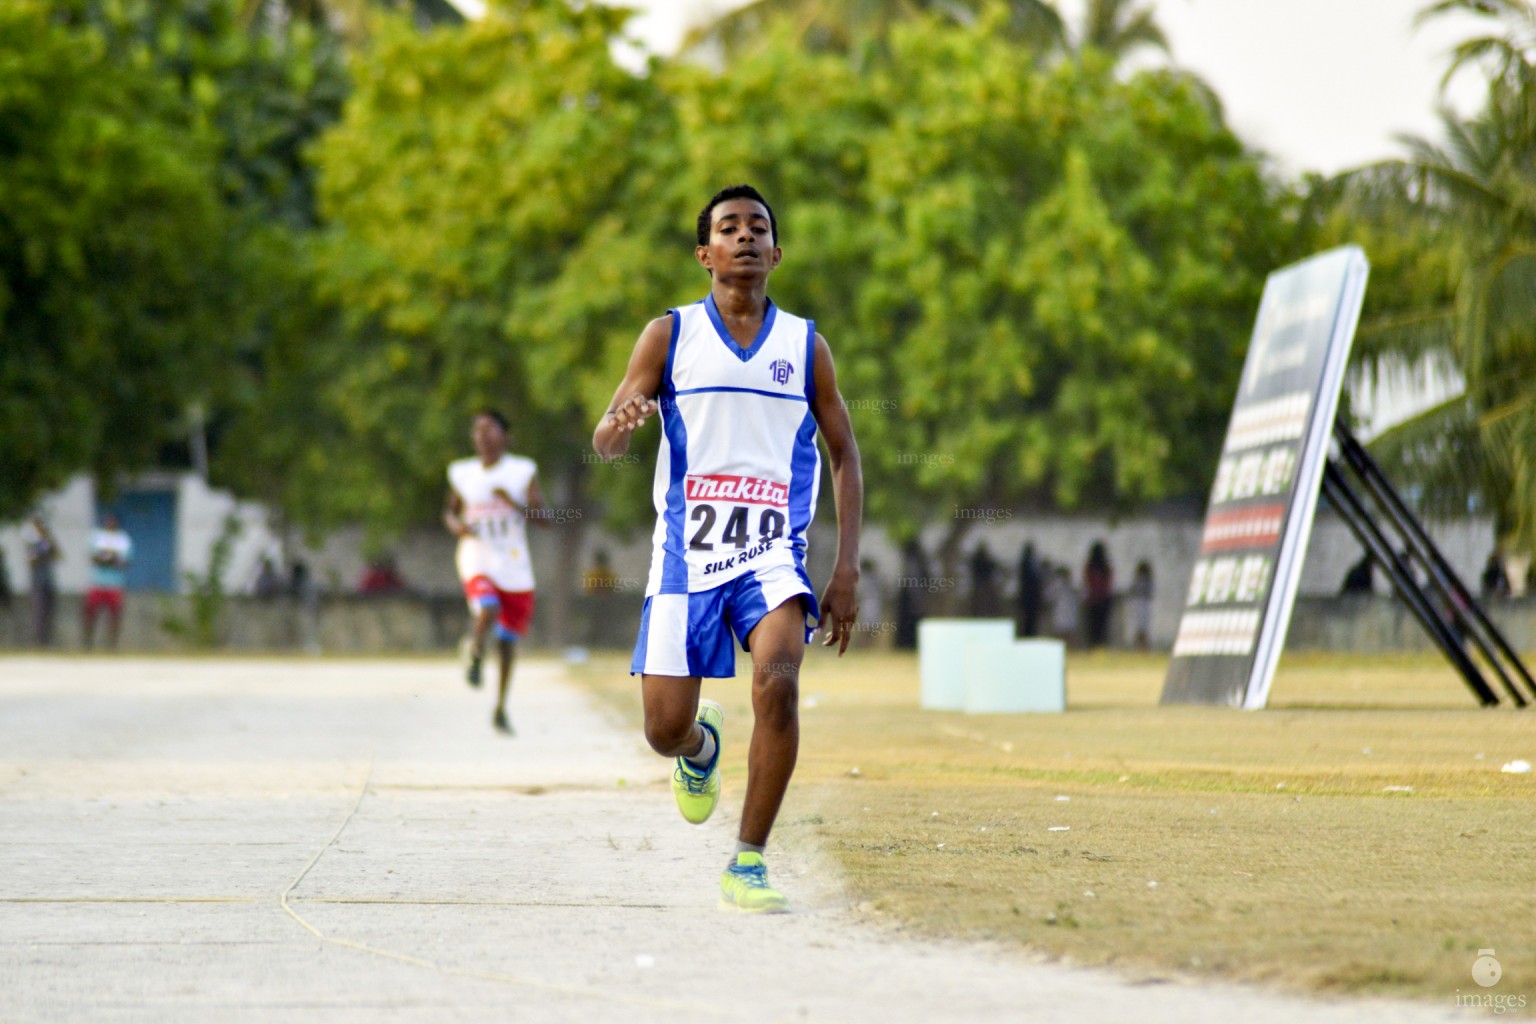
[671,699,723,825]
[720,852,789,913]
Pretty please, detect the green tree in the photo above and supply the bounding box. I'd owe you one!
[255,0,676,634]
[656,13,1286,578]
[1073,0,1168,60]
[1324,0,1536,549]
[0,0,350,522]
[683,0,1066,54]
[281,0,672,531]
[230,1,1286,612]
[0,0,237,521]
[852,32,1282,569]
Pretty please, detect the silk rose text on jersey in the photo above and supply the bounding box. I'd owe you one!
[684,474,790,507]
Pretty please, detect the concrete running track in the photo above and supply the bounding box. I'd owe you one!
[0,656,1461,1023]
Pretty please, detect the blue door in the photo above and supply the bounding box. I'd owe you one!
[106,490,178,592]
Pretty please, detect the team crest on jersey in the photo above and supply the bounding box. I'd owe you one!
[768,358,794,386]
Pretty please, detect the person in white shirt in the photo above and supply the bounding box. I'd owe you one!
[444,409,545,735]
[84,513,132,650]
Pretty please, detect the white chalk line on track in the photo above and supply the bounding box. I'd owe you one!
[276,757,710,1015]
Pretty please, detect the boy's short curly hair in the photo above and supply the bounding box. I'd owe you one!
[696,184,777,247]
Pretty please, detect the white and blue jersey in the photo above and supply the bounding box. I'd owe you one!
[632,294,822,678]
[645,294,821,595]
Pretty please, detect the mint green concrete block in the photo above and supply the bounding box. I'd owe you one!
[962,639,1065,714]
[918,618,1016,710]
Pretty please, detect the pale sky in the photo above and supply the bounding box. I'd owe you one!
[610,0,1490,178]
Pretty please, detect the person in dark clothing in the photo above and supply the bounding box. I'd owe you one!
[1082,541,1114,648]
[1016,543,1042,637]
[1340,553,1375,595]
[967,542,1001,617]
[1480,552,1509,600]
[894,538,929,650]
[25,515,60,647]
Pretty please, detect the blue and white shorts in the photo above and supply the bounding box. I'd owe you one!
[630,563,820,679]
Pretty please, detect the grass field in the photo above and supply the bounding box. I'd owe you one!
[568,647,1536,1003]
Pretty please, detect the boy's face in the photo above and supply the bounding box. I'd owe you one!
[472,415,507,461]
[696,198,781,281]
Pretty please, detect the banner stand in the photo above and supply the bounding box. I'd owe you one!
[1327,421,1534,707]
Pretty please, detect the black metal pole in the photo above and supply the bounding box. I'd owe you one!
[1334,421,1535,704]
[1340,447,1527,706]
[1322,462,1500,706]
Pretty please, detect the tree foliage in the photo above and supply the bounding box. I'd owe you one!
[1322,0,1536,548]
[683,0,1066,55]
[0,0,348,522]
[0,0,230,520]
[652,14,1287,554]
[5,0,1294,561]
[242,0,678,535]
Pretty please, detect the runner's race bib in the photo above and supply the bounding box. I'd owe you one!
[685,474,789,577]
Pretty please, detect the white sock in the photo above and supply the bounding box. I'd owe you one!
[731,842,765,867]
[683,725,716,771]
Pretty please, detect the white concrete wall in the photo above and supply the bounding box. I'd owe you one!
[854,510,1496,649]
[0,474,1498,636]
[174,475,282,594]
[0,477,96,595]
[1,474,283,596]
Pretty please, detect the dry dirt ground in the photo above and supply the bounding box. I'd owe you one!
[0,656,1470,1023]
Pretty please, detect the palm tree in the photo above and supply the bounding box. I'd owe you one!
[1343,0,1536,550]
[682,0,1066,56]
[1073,0,1168,61]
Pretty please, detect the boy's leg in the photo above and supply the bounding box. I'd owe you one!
[640,674,704,757]
[738,599,806,848]
[467,604,496,684]
[491,591,533,734]
[644,673,722,824]
[493,637,515,733]
[462,577,500,687]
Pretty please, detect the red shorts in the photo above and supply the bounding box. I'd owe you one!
[84,588,124,618]
[464,577,534,640]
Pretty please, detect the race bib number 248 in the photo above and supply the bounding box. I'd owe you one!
[685,475,788,561]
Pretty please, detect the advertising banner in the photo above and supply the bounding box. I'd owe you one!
[1161,247,1369,708]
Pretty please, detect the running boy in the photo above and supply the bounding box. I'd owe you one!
[445,409,545,735]
[592,185,863,912]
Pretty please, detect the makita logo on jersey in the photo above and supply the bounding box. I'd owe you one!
[685,474,789,506]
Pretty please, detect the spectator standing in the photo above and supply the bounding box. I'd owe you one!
[83,513,132,650]
[1480,552,1509,600]
[1340,553,1374,595]
[1082,541,1114,648]
[582,549,621,596]
[290,560,321,654]
[24,515,59,647]
[358,555,406,594]
[581,548,622,648]
[1045,566,1079,647]
[967,542,1001,617]
[895,538,930,650]
[1015,543,1042,637]
[859,558,886,647]
[1126,560,1154,650]
[253,557,285,599]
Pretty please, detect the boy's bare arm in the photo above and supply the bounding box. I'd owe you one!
[810,333,864,655]
[593,316,672,459]
[443,489,471,538]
